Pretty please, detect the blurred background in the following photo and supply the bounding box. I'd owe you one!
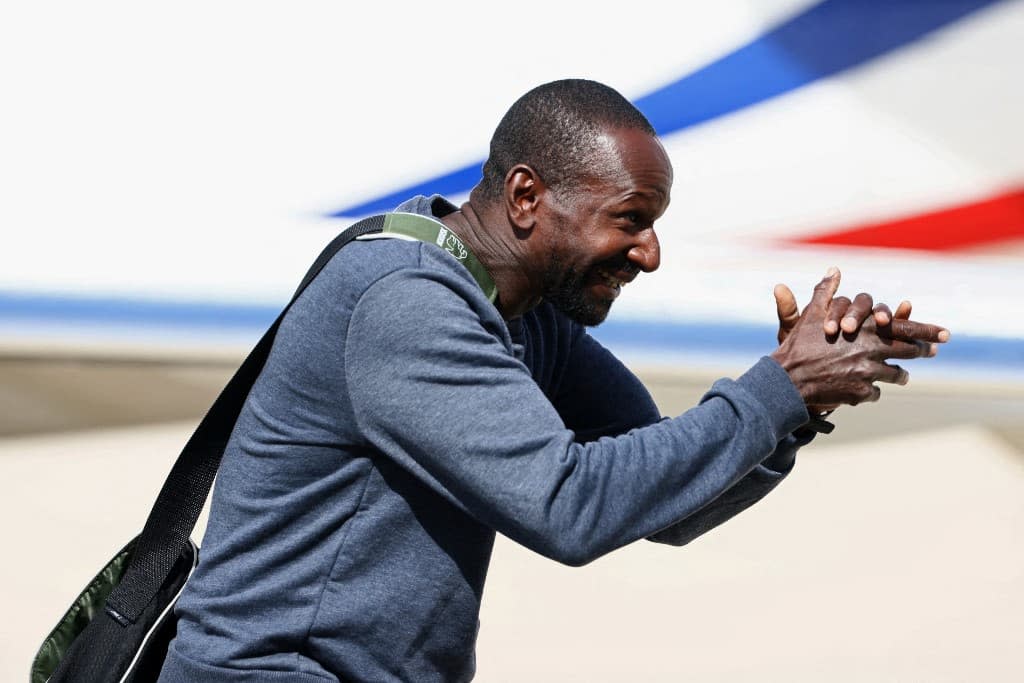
[2,0,1022,680]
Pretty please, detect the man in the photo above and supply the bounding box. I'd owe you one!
[158,80,947,682]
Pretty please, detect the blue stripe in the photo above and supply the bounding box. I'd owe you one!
[589,319,1024,372]
[2,291,1021,372]
[332,162,482,218]
[632,0,1002,135]
[330,0,1003,217]
[0,291,278,330]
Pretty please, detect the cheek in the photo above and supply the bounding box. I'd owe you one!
[590,234,632,266]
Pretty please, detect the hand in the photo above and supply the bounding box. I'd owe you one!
[775,284,881,343]
[774,282,949,349]
[775,282,850,413]
[770,268,949,410]
[776,279,895,413]
[775,274,948,413]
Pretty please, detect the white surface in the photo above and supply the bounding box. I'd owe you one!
[1,1,1021,340]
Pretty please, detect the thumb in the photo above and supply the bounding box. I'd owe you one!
[774,283,799,341]
[807,266,841,318]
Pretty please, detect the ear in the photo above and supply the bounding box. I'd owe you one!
[504,164,544,230]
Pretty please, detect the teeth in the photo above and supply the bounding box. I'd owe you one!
[597,269,624,288]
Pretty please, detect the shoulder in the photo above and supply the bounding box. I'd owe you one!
[272,234,511,389]
[277,234,500,365]
[330,237,510,358]
[298,235,487,316]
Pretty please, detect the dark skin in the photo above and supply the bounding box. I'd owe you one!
[774,277,949,412]
[771,267,945,409]
[440,126,950,415]
[442,128,670,322]
[776,281,948,348]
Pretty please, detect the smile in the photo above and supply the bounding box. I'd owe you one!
[595,268,628,290]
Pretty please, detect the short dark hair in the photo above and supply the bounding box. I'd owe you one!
[476,79,656,202]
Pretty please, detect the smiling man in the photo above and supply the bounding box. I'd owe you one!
[158,80,947,683]
[464,93,671,326]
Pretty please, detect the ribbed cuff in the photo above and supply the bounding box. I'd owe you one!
[735,356,810,439]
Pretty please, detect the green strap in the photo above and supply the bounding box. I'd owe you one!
[379,212,498,303]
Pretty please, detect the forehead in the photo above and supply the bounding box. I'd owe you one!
[571,128,673,210]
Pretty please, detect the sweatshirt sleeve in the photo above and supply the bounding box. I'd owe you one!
[345,267,810,566]
[549,327,812,546]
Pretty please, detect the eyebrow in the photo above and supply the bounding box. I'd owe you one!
[616,189,668,203]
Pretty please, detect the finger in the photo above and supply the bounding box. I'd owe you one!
[875,362,909,386]
[874,338,934,360]
[913,340,939,358]
[774,283,800,343]
[849,384,882,406]
[824,296,850,335]
[885,319,951,343]
[807,266,841,319]
[841,292,874,334]
[894,300,912,320]
[873,302,892,326]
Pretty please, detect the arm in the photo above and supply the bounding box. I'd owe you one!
[549,325,813,547]
[645,428,811,545]
[345,268,809,566]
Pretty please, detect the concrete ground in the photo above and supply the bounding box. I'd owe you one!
[3,358,1022,681]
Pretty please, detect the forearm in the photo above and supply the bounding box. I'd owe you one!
[646,428,812,546]
[505,357,809,563]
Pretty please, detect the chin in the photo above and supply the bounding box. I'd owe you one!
[556,298,613,327]
[543,274,615,326]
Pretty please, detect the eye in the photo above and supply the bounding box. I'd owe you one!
[618,211,652,232]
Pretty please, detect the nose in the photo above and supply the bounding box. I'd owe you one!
[628,229,661,273]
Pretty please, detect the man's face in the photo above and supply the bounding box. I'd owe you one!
[539,128,673,326]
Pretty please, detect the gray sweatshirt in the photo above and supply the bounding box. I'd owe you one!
[158,196,812,683]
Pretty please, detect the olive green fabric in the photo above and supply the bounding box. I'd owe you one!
[382,212,498,303]
[31,538,136,683]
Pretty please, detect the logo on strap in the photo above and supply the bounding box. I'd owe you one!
[436,226,468,261]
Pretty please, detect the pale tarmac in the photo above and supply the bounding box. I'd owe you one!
[3,360,1022,682]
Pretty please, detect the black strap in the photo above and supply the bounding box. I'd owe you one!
[104,215,386,625]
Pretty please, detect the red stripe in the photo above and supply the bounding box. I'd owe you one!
[788,187,1024,251]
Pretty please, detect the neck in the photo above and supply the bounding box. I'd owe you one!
[440,202,541,320]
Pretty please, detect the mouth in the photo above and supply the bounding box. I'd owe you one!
[592,267,635,297]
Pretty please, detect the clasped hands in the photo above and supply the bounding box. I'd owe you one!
[770,267,950,415]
